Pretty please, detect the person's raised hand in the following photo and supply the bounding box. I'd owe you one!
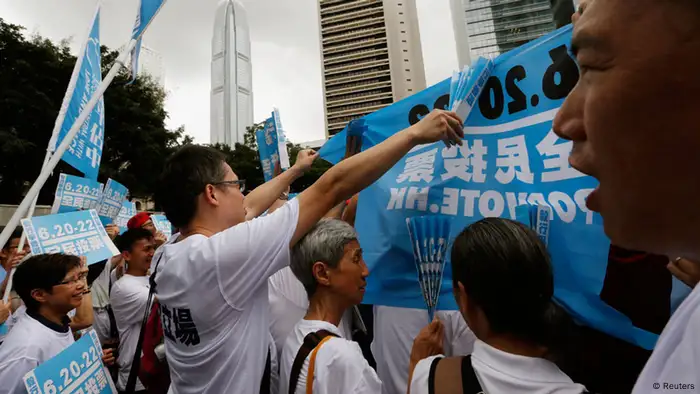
[105,224,119,240]
[293,149,319,172]
[410,315,445,364]
[3,250,27,272]
[407,109,464,148]
[154,231,168,246]
[668,257,700,289]
[0,301,11,324]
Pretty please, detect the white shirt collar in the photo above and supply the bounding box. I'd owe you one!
[473,339,574,384]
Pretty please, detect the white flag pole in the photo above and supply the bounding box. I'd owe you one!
[1,38,138,302]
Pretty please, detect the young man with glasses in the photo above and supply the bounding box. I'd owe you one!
[0,254,96,392]
[153,109,464,393]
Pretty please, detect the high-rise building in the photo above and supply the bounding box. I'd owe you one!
[317,0,427,136]
[210,0,253,146]
[450,0,556,65]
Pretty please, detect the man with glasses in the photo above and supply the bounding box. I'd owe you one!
[0,253,97,392]
[110,228,156,394]
[153,109,464,393]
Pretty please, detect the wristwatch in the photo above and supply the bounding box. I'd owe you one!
[280,192,289,201]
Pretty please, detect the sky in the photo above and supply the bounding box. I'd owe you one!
[0,0,458,144]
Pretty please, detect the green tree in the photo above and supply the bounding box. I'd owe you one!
[0,19,190,204]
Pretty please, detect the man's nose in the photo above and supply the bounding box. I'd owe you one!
[553,84,585,142]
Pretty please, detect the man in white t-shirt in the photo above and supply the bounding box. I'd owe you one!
[110,228,156,393]
[554,1,700,392]
[0,254,87,393]
[153,109,464,394]
[280,219,381,394]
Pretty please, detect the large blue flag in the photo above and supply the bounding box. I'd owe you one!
[49,7,104,179]
[129,0,166,83]
[320,25,688,350]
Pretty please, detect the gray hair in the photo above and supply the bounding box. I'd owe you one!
[290,218,358,298]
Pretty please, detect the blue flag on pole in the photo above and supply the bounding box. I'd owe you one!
[129,0,166,83]
[49,7,104,179]
[319,26,682,350]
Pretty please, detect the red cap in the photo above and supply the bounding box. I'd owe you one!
[127,212,151,230]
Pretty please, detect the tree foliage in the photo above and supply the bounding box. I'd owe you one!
[0,18,190,204]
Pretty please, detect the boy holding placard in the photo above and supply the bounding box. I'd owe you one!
[0,254,115,392]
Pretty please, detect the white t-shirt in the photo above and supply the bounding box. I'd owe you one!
[155,199,299,394]
[111,274,151,391]
[268,267,353,359]
[0,311,75,393]
[280,319,382,394]
[410,340,586,394]
[633,285,700,394]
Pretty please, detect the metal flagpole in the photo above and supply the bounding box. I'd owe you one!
[1,38,138,302]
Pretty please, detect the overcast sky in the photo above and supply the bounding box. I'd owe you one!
[0,0,458,144]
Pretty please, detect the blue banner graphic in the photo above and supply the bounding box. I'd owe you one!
[21,210,120,266]
[256,109,290,182]
[24,330,116,394]
[97,179,128,225]
[51,173,104,214]
[113,201,137,234]
[129,0,166,83]
[49,8,104,180]
[320,26,667,350]
[150,214,172,238]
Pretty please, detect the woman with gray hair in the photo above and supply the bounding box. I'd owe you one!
[279,218,381,394]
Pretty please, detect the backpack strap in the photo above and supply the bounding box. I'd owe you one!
[288,329,339,394]
[124,252,165,393]
[427,356,483,394]
[260,347,272,394]
[306,335,333,394]
[460,356,483,394]
[428,357,442,394]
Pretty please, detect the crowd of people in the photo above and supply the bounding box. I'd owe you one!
[0,0,699,393]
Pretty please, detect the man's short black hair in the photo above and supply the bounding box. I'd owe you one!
[14,254,82,312]
[156,145,227,228]
[118,228,154,253]
[1,227,23,250]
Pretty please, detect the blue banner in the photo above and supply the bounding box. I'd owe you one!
[50,8,104,180]
[113,201,137,234]
[23,330,116,394]
[97,179,128,225]
[21,210,119,266]
[150,214,172,238]
[320,26,665,350]
[51,173,104,214]
[257,117,281,182]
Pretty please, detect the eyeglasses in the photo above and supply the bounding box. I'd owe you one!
[211,180,246,193]
[57,272,88,286]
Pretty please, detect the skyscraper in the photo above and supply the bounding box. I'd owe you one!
[317,0,427,136]
[450,0,556,66]
[210,0,253,146]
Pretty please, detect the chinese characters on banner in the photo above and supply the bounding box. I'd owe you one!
[24,330,116,394]
[97,179,128,225]
[150,214,172,238]
[51,173,104,214]
[319,26,664,350]
[113,201,137,234]
[49,9,104,180]
[255,109,290,182]
[21,210,120,266]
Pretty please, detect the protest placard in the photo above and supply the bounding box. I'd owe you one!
[23,330,116,394]
[51,174,104,214]
[150,214,172,238]
[256,109,290,182]
[96,179,128,225]
[21,210,119,266]
[113,201,137,234]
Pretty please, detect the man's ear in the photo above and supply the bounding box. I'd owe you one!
[30,288,50,305]
[312,261,331,287]
[202,184,221,207]
[121,250,131,263]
